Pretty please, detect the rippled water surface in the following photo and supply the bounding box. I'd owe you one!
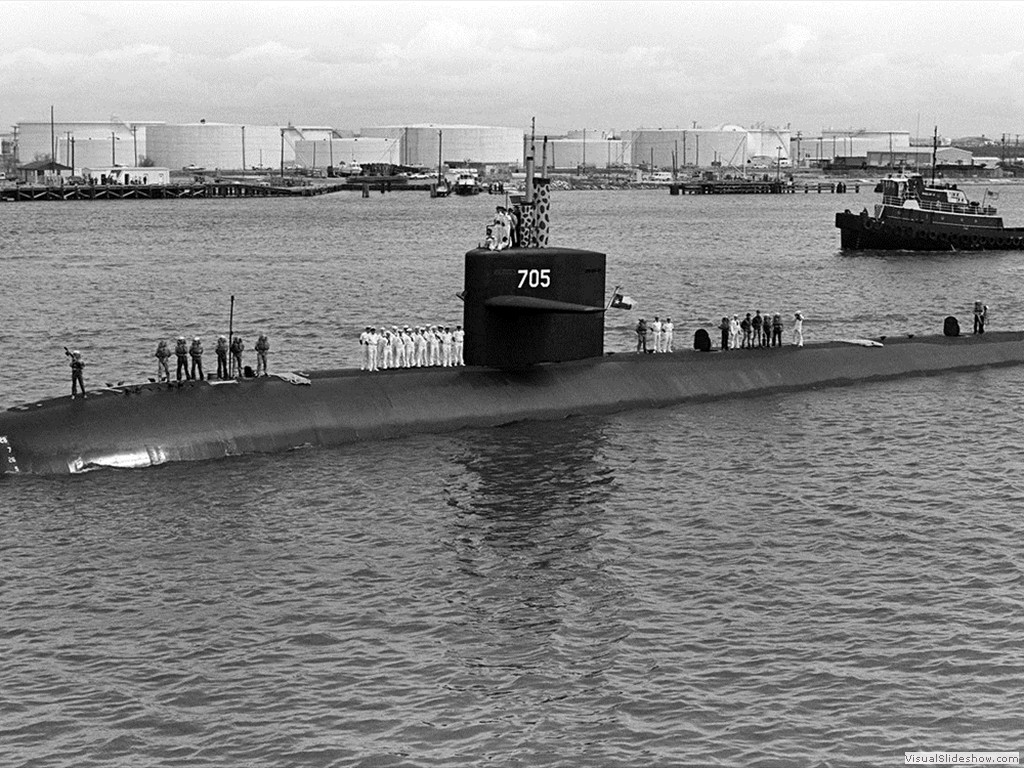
[3,186,1024,766]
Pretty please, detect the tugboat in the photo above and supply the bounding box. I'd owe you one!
[835,174,1024,251]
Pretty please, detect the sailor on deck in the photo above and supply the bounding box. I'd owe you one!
[230,335,244,378]
[394,328,407,368]
[375,328,388,370]
[403,327,415,367]
[155,340,171,382]
[413,327,425,367]
[651,316,662,353]
[792,311,805,347]
[441,326,453,367]
[359,326,371,370]
[175,336,190,381]
[428,326,441,366]
[367,327,380,372]
[453,325,465,365]
[69,349,86,398]
[255,333,270,376]
[635,319,648,353]
[662,317,674,353]
[189,337,205,380]
[216,335,229,379]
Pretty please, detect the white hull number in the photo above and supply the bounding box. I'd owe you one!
[517,268,551,289]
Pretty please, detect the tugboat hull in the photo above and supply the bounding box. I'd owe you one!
[836,209,1024,251]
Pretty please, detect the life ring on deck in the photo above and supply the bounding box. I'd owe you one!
[928,231,938,241]
[864,218,877,231]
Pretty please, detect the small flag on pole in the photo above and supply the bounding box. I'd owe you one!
[610,292,635,310]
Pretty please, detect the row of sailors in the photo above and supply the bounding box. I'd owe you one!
[360,325,464,371]
[155,334,270,382]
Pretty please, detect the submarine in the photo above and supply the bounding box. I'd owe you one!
[4,158,1024,475]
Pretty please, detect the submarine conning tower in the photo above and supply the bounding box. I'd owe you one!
[463,245,606,368]
[462,146,608,369]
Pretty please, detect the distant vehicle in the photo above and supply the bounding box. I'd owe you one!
[451,172,481,196]
[183,164,205,172]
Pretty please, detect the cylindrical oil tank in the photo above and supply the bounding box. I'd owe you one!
[146,123,291,170]
[293,137,400,169]
[361,125,524,167]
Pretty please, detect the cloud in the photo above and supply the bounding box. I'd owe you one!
[759,24,816,57]
[509,28,558,52]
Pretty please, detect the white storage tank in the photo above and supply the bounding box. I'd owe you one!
[293,137,400,169]
[524,136,630,170]
[360,124,524,167]
[146,123,291,170]
[16,120,149,168]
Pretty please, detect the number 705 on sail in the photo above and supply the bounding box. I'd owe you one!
[517,269,551,288]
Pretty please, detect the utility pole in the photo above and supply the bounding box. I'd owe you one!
[241,125,246,171]
[280,128,285,179]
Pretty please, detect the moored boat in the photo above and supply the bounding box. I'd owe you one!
[835,174,1024,251]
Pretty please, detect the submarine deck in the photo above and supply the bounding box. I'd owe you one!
[2,331,1022,474]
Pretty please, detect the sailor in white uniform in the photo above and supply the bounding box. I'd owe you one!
[441,326,453,367]
[415,327,427,367]
[360,326,371,370]
[792,311,805,347]
[662,317,674,352]
[403,327,415,367]
[367,328,380,371]
[651,316,663,353]
[453,325,465,365]
[380,330,393,369]
[729,315,741,350]
[428,326,441,366]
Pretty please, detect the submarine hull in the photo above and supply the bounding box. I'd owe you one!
[2,332,1024,475]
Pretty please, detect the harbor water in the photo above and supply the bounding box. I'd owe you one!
[3,187,1024,766]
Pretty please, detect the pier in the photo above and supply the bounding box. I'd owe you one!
[668,180,859,195]
[0,178,436,202]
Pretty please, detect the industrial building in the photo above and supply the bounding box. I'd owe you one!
[82,166,170,185]
[145,122,294,170]
[863,146,973,169]
[621,127,791,171]
[293,137,400,170]
[796,129,911,165]
[14,120,157,171]
[523,130,630,170]
[360,124,524,168]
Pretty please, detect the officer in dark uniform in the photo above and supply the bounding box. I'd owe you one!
[216,335,229,379]
[189,337,205,381]
[255,333,270,376]
[175,336,190,381]
[230,335,244,378]
[155,340,172,382]
[68,349,86,398]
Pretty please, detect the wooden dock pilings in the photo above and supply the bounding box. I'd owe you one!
[668,181,859,195]
[0,181,361,202]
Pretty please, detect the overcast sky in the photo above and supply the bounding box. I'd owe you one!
[4,1,1023,140]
